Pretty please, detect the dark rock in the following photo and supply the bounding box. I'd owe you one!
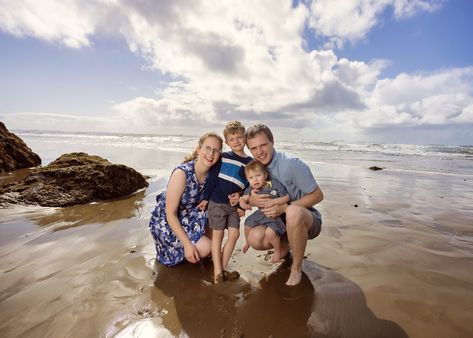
[354,204,358,207]
[0,122,41,173]
[369,166,384,171]
[0,152,148,207]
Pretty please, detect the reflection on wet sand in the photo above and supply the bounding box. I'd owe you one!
[151,259,408,338]
[34,190,147,230]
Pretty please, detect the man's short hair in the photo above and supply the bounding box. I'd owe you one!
[223,121,245,140]
[244,124,274,143]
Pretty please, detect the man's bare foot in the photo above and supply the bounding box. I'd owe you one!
[243,242,250,253]
[285,269,302,286]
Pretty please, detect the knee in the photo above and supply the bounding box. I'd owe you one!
[199,246,211,259]
[248,230,265,248]
[265,227,277,240]
[199,237,212,257]
[285,205,305,231]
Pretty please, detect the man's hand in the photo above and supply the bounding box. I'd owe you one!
[262,203,286,219]
[237,208,246,217]
[197,200,209,211]
[248,189,270,208]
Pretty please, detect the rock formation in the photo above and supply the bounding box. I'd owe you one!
[0,122,41,173]
[0,152,149,207]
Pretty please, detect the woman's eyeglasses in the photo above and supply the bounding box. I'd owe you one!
[202,145,221,155]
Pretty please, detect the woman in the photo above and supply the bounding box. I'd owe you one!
[149,132,223,266]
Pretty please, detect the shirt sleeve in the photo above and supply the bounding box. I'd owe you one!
[288,157,318,195]
[203,159,221,200]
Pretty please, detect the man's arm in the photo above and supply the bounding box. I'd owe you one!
[248,189,270,208]
[290,186,324,208]
[263,194,290,208]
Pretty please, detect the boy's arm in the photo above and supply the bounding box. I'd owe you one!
[202,159,221,201]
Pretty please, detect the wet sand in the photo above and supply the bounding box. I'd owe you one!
[1,163,473,337]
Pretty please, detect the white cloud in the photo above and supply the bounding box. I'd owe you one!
[0,112,111,132]
[307,0,443,48]
[343,68,473,128]
[0,0,99,48]
[0,0,471,144]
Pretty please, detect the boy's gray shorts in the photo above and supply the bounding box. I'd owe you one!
[208,200,240,230]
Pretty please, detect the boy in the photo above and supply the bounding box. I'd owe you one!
[201,121,252,284]
[239,160,289,263]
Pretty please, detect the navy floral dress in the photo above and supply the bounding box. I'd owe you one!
[149,160,209,266]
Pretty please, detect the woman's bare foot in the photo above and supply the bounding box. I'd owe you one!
[285,268,302,286]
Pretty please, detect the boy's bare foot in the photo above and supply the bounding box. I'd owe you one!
[242,242,250,253]
[285,268,302,286]
[214,272,225,284]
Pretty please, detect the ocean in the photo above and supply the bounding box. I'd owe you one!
[15,130,473,177]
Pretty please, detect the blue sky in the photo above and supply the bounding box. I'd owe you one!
[0,0,472,145]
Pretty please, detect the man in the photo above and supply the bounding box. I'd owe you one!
[244,124,323,286]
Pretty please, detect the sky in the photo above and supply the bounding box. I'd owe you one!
[0,0,472,145]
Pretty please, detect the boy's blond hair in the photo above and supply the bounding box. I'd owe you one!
[223,120,245,140]
[244,160,269,178]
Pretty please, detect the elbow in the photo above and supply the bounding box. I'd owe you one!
[316,187,324,203]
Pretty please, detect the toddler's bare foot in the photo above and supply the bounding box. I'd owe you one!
[285,269,302,286]
[243,242,250,253]
[271,252,281,263]
[279,242,290,259]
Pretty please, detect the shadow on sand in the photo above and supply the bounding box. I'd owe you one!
[152,259,408,338]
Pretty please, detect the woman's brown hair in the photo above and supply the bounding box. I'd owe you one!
[183,132,223,163]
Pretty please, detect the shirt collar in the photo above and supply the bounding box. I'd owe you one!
[267,149,277,169]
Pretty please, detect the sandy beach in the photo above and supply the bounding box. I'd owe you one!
[1,132,472,338]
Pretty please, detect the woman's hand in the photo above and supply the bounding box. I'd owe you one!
[184,242,200,263]
[197,200,209,211]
